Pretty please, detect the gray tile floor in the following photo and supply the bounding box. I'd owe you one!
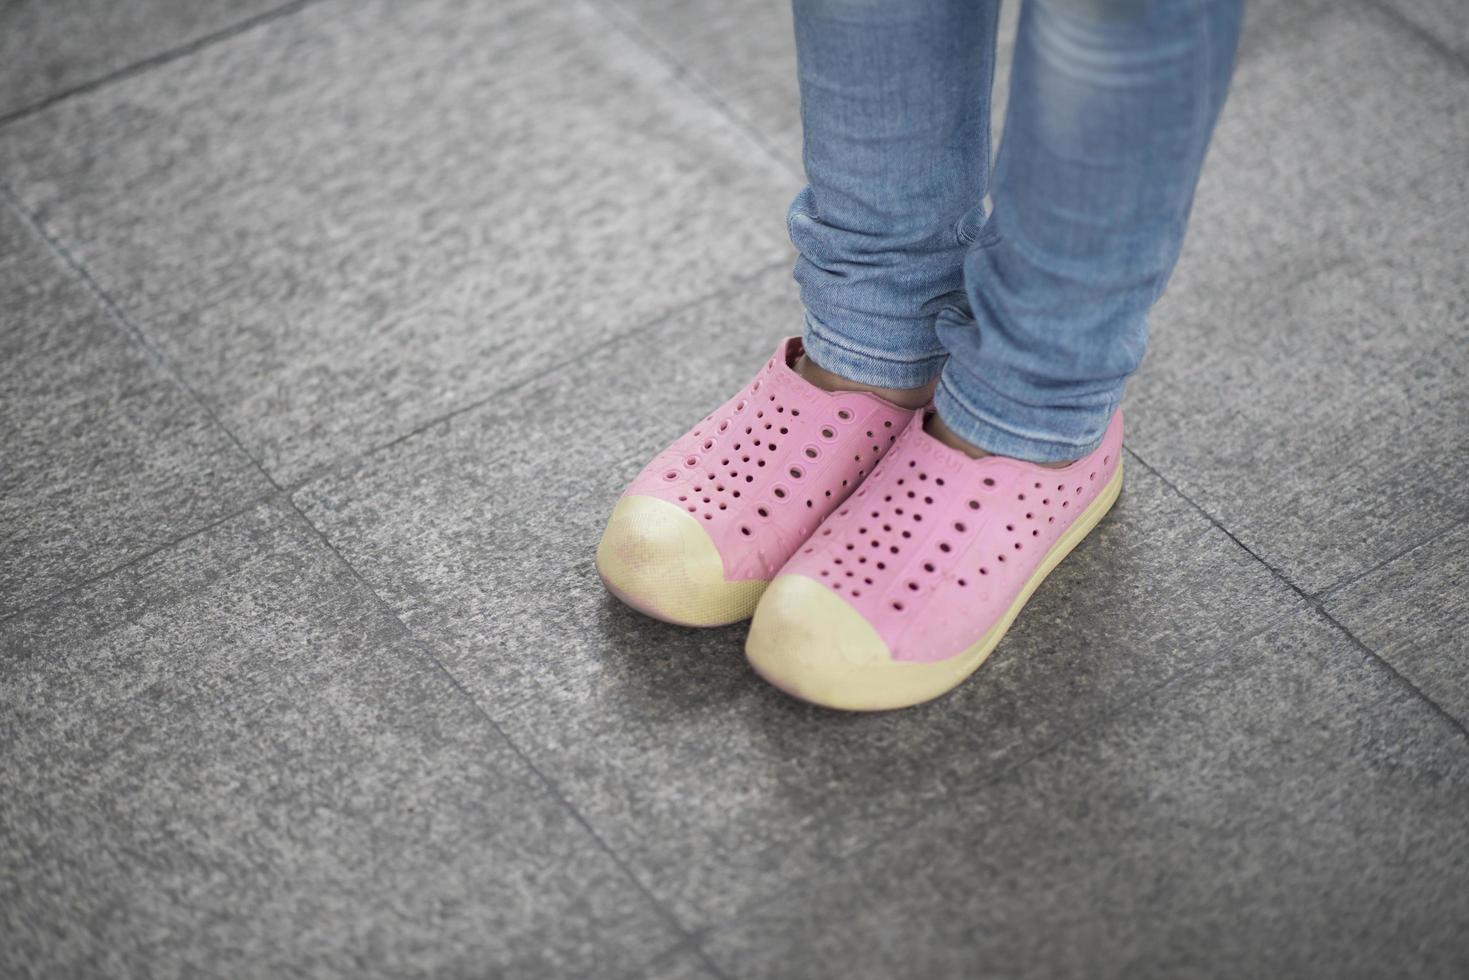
[1,1,1465,977]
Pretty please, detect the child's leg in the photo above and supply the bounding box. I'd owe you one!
[747,0,1245,709]
[933,0,1244,464]
[788,0,1002,393]
[595,1,1006,628]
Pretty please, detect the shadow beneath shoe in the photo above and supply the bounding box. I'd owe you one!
[594,591,755,714]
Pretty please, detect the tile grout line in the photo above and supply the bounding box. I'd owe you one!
[1124,446,1313,601]
[1315,513,1469,605]
[278,258,791,494]
[628,938,708,980]
[277,495,706,967]
[1364,0,1469,76]
[587,0,802,182]
[1124,444,1469,608]
[1317,604,1469,745]
[0,0,330,130]
[689,938,734,980]
[0,488,289,625]
[1,183,284,495]
[614,937,714,980]
[1125,444,1469,744]
[645,938,732,980]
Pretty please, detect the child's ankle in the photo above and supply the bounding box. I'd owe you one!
[795,354,935,410]
[925,412,1074,469]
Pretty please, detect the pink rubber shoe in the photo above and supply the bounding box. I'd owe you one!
[596,337,917,627]
[746,409,1125,709]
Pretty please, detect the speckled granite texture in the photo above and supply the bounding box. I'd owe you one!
[2,0,1465,976]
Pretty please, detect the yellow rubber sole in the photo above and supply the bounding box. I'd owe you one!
[595,495,767,627]
[746,459,1124,710]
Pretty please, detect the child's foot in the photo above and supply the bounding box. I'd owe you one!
[596,337,918,627]
[794,353,936,410]
[925,410,1073,469]
[745,409,1124,709]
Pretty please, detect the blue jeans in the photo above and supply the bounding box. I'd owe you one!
[790,0,1243,461]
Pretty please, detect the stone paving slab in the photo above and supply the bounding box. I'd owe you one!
[0,0,794,485]
[1125,1,1469,595]
[0,499,679,979]
[1325,519,1469,728]
[0,206,269,616]
[293,267,1301,929]
[0,0,285,119]
[699,610,1469,980]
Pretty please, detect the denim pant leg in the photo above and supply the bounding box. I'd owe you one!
[789,0,1002,390]
[934,0,1244,462]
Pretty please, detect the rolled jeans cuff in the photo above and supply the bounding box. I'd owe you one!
[801,311,948,391]
[932,370,1122,464]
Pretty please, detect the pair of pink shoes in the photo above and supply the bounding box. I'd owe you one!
[597,337,1123,710]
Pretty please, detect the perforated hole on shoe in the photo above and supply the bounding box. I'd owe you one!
[635,345,925,588]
